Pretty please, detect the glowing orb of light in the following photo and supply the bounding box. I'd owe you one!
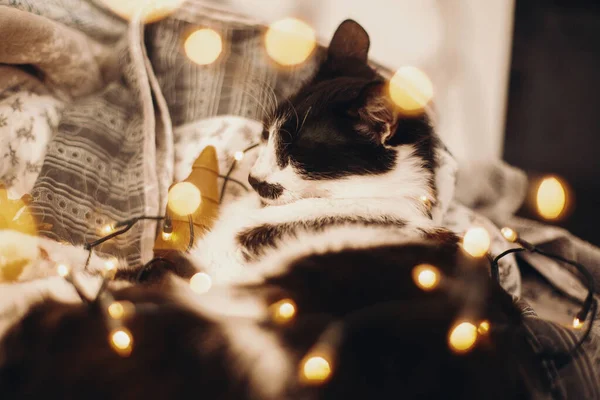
[302,355,332,383]
[500,227,518,243]
[108,301,134,320]
[100,0,185,23]
[388,66,434,115]
[109,328,133,357]
[57,264,70,278]
[234,151,244,161]
[462,227,491,258]
[271,298,297,324]
[411,264,440,291]
[190,272,212,294]
[184,28,222,66]
[448,321,478,353]
[167,182,202,216]
[101,224,114,235]
[477,320,490,335]
[536,176,566,220]
[573,317,583,329]
[265,18,316,66]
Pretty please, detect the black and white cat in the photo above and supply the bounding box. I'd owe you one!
[190,20,456,283]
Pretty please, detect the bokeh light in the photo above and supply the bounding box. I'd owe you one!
[500,227,518,243]
[168,182,202,216]
[271,298,297,324]
[57,264,70,278]
[234,151,245,161]
[265,18,316,66]
[411,264,440,291]
[100,0,185,23]
[573,317,583,329]
[184,28,222,66]
[448,321,478,353]
[301,355,332,383]
[462,227,491,258]
[190,272,212,294]
[108,301,134,320]
[477,320,490,335]
[536,176,566,220]
[109,327,133,357]
[388,66,434,115]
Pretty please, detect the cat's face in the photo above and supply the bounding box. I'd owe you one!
[249,20,437,206]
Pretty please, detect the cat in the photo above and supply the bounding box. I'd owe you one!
[189,19,456,283]
[0,226,547,399]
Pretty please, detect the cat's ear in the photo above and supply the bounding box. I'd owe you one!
[328,19,370,63]
[348,82,399,145]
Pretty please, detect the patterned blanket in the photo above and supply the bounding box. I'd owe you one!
[0,1,599,397]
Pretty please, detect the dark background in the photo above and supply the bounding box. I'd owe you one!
[504,0,600,245]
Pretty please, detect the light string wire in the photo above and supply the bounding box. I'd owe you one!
[491,232,597,357]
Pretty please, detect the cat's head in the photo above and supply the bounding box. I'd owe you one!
[249,20,439,207]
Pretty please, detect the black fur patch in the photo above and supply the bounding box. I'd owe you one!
[236,216,407,261]
[248,175,284,199]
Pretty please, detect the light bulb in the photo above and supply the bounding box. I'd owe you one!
[184,28,222,66]
[573,317,583,329]
[536,176,566,220]
[109,327,133,357]
[412,264,440,291]
[500,227,518,242]
[265,18,316,66]
[477,320,490,335]
[234,151,244,161]
[301,355,332,383]
[162,231,172,241]
[462,227,491,258]
[190,272,212,294]
[271,298,296,324]
[448,321,478,353]
[108,301,134,320]
[57,264,70,278]
[168,182,202,216]
[102,224,114,235]
[103,258,118,279]
[389,66,434,115]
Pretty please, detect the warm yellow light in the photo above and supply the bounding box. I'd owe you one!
[478,320,490,335]
[184,28,222,66]
[107,301,134,320]
[412,264,440,291]
[57,264,70,278]
[448,321,478,353]
[573,317,583,329]
[271,299,297,324]
[102,224,114,235]
[302,355,332,383]
[234,151,244,161]
[190,272,212,294]
[100,0,185,23]
[419,195,432,209]
[161,231,172,241]
[462,227,491,258]
[500,227,518,243]
[389,66,434,115]
[536,176,566,220]
[109,327,133,357]
[103,258,118,279]
[168,182,202,216]
[265,18,316,66]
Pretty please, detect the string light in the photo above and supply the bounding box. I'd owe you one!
[101,224,114,235]
[477,320,490,335]
[233,151,244,161]
[411,264,440,291]
[270,298,297,324]
[109,327,133,357]
[265,18,316,66]
[167,182,202,216]
[301,355,332,383]
[57,263,70,278]
[103,258,118,279]
[99,0,184,23]
[500,227,518,243]
[189,272,212,294]
[184,28,222,66]
[572,317,583,329]
[448,321,478,353]
[107,301,134,320]
[536,176,566,220]
[462,227,490,258]
[419,194,432,210]
[389,66,433,115]
[161,218,173,241]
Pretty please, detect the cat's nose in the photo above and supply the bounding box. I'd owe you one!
[248,175,284,199]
